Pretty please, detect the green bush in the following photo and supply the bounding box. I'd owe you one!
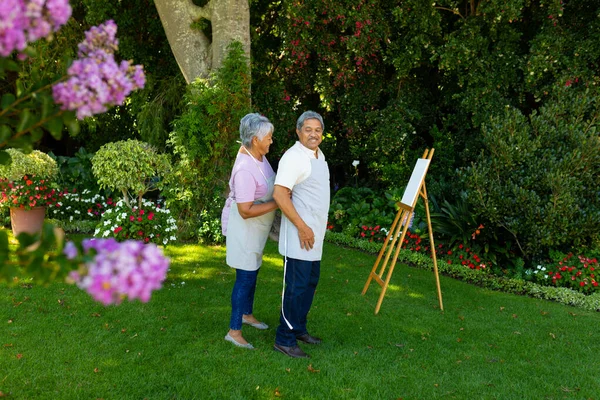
[0,149,58,182]
[463,88,600,263]
[50,147,100,193]
[91,139,171,209]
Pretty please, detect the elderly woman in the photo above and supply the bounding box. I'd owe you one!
[221,113,278,349]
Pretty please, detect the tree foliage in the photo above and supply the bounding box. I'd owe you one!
[164,41,251,241]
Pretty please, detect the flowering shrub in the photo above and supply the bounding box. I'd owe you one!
[94,199,177,246]
[359,224,387,242]
[48,189,110,222]
[0,0,71,57]
[444,244,489,271]
[65,238,169,305]
[0,175,56,210]
[546,253,599,294]
[52,20,145,120]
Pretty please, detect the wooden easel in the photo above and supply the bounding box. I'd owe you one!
[361,149,443,314]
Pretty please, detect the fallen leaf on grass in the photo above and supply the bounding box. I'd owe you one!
[3,344,13,348]
[274,387,282,397]
[513,331,521,335]
[91,313,101,317]
[499,307,505,311]
[7,320,13,324]
[307,364,320,373]
[121,329,127,333]
[549,332,556,339]
[94,368,100,373]
[540,311,548,315]
[16,353,23,359]
[285,368,290,373]
[0,391,6,397]
[458,316,464,321]
[568,312,577,317]
[456,338,462,342]
[512,314,518,319]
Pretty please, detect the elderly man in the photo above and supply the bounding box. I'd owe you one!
[272,111,330,358]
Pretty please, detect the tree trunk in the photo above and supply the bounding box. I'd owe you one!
[154,0,250,84]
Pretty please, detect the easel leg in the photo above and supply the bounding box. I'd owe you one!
[362,208,405,295]
[423,188,444,311]
[375,221,411,314]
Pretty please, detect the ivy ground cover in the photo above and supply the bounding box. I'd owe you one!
[1,239,599,399]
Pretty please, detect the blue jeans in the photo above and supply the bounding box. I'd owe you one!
[229,268,259,330]
[275,257,320,347]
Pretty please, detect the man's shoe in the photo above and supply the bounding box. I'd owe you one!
[296,333,322,345]
[273,343,310,358]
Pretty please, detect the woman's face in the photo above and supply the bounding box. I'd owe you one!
[253,131,273,156]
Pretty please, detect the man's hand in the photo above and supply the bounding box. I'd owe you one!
[297,223,315,250]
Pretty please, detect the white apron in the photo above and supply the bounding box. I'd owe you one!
[279,156,330,261]
[225,153,276,271]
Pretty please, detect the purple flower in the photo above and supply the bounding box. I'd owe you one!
[65,238,170,305]
[0,0,71,56]
[52,20,146,120]
[63,241,77,259]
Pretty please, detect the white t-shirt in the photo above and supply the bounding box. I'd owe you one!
[275,141,325,190]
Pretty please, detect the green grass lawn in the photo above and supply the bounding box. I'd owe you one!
[1,238,599,399]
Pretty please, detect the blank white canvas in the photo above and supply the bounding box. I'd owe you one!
[400,158,430,207]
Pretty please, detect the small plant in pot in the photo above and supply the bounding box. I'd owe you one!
[0,149,59,236]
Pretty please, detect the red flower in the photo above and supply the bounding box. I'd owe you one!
[137,217,143,222]
[114,226,123,234]
[130,215,135,221]
[137,230,143,236]
[140,209,145,215]
[360,232,366,237]
[447,250,452,255]
[148,213,154,221]
[25,180,33,186]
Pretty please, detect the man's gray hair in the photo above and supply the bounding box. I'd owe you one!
[296,111,324,132]
[239,113,274,148]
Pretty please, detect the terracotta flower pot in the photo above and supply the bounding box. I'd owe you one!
[10,206,46,237]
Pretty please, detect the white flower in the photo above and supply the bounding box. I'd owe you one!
[352,160,360,167]
[103,230,110,237]
[94,229,100,236]
[169,236,176,241]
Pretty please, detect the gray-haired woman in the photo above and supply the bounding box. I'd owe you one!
[221,113,279,349]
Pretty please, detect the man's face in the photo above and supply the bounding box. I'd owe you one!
[296,118,323,151]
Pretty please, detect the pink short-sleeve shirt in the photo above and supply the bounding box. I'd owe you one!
[221,152,275,235]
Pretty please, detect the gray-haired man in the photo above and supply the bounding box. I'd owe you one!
[272,111,330,358]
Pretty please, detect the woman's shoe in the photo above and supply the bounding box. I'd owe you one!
[224,333,254,349]
[242,318,269,330]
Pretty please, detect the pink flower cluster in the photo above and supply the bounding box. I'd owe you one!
[52,20,145,119]
[0,0,72,57]
[65,238,169,305]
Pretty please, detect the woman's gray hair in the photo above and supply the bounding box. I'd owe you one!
[296,111,324,132]
[240,113,274,148]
